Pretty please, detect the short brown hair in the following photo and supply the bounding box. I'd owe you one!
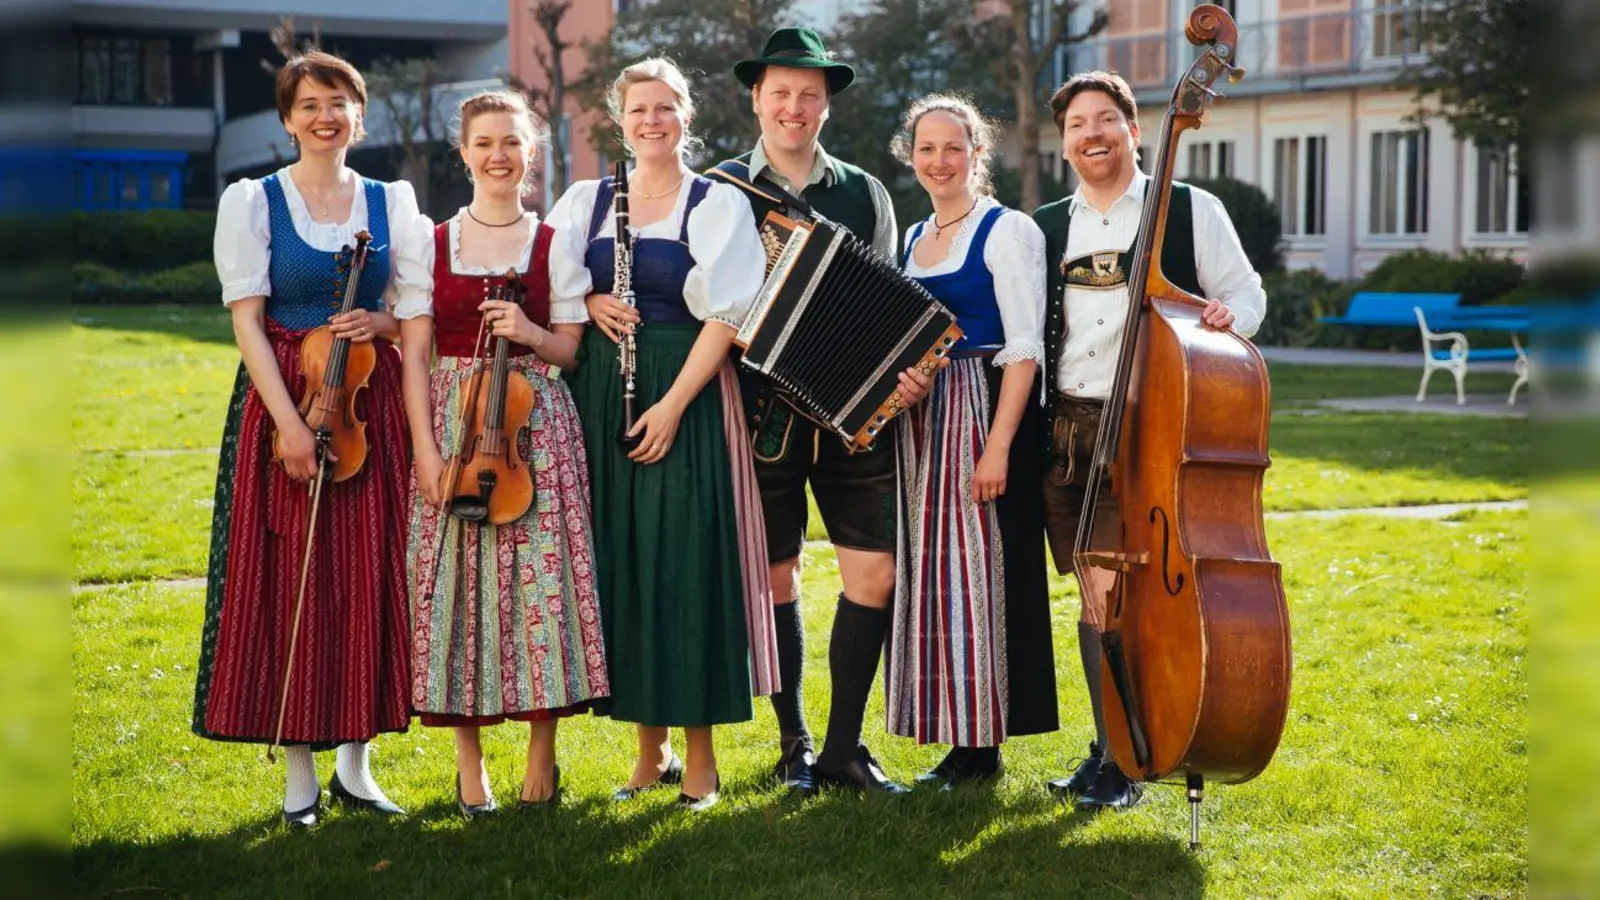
[275,51,368,141]
[1048,70,1137,134]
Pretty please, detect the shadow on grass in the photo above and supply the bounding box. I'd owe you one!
[74,785,1202,899]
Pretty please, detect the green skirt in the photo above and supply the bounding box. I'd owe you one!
[569,325,753,727]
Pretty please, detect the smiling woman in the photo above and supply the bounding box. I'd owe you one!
[191,49,433,829]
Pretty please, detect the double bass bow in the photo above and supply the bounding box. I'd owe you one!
[1072,4,1292,849]
[438,271,537,525]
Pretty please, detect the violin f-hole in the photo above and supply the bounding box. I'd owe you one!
[1150,506,1185,596]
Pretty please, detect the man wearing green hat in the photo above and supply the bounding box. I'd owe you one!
[709,26,916,798]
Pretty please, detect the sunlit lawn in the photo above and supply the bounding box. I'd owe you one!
[72,305,1527,896]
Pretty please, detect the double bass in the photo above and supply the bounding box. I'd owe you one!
[440,272,536,525]
[1072,4,1292,849]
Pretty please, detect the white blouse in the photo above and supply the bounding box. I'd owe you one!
[546,170,765,328]
[213,167,434,319]
[443,210,593,325]
[903,195,1048,369]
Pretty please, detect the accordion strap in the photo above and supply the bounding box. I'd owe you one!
[708,161,822,223]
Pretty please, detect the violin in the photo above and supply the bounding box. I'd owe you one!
[1073,5,1292,848]
[440,272,536,525]
[274,230,375,483]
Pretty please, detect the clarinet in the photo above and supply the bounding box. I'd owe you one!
[612,160,642,451]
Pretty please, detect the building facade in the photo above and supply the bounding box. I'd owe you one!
[68,0,508,213]
[1062,0,1529,278]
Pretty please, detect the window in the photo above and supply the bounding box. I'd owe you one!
[1274,136,1327,236]
[1186,140,1234,179]
[1107,0,1168,88]
[79,37,111,104]
[1369,128,1430,235]
[111,38,139,104]
[1372,0,1428,59]
[1474,146,1529,236]
[1278,0,1353,72]
[142,38,172,106]
[149,171,173,206]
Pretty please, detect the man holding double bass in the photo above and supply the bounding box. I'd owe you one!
[707,27,930,796]
[1034,70,1267,812]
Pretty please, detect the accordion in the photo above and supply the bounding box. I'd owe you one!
[736,213,962,452]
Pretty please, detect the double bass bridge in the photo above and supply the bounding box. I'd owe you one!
[1078,550,1150,573]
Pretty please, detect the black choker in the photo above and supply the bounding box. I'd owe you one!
[467,208,525,228]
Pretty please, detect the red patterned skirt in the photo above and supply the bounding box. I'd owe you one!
[192,322,412,745]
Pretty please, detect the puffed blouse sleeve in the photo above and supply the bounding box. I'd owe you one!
[214,179,272,305]
[984,210,1047,369]
[382,180,435,320]
[546,220,594,325]
[683,180,765,327]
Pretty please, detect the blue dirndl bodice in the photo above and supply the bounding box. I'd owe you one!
[903,205,1008,355]
[582,175,712,326]
[261,173,392,331]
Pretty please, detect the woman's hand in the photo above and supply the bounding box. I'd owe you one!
[479,297,541,348]
[625,398,685,465]
[971,447,1008,504]
[329,308,379,343]
[896,357,949,406]
[586,292,640,344]
[277,419,336,483]
[415,446,448,509]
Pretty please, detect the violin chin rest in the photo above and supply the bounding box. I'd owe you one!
[448,497,489,524]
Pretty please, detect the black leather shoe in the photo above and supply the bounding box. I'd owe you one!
[1046,742,1103,800]
[816,746,910,794]
[456,772,498,819]
[613,755,684,801]
[773,738,817,795]
[937,748,1003,791]
[518,764,561,809]
[329,770,406,816]
[283,800,319,829]
[914,749,957,786]
[1074,758,1144,812]
[675,774,721,812]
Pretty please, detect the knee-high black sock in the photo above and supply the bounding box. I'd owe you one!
[769,600,811,750]
[1079,621,1108,751]
[817,594,889,769]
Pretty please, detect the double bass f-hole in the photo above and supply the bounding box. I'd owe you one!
[1150,506,1186,596]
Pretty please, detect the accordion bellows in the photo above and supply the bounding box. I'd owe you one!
[736,214,962,452]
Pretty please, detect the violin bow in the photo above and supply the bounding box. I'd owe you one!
[266,433,332,763]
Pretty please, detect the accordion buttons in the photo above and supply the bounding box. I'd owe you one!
[1089,351,1095,357]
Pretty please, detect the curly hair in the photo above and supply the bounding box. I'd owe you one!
[889,93,997,196]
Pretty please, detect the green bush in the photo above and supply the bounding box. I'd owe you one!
[1186,176,1284,274]
[1257,267,1352,346]
[72,210,216,272]
[1356,248,1525,307]
[73,261,219,305]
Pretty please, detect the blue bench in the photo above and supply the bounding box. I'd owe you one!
[1318,292,1461,327]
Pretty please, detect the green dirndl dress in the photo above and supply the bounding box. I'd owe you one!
[562,173,777,727]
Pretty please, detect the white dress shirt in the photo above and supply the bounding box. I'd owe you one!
[213,167,434,319]
[442,210,593,324]
[1057,171,1265,398]
[902,196,1046,369]
[547,171,766,328]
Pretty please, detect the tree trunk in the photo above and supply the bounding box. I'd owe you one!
[1011,0,1041,212]
[548,60,567,197]
[403,153,430,216]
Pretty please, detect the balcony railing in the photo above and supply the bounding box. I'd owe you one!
[1063,6,1434,94]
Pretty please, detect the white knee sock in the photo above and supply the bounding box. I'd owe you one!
[335,742,392,803]
[282,745,319,813]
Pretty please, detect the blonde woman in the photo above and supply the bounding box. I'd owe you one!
[400,91,609,817]
[550,58,775,812]
[884,94,1057,787]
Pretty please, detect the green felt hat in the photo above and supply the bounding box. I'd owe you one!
[734,27,855,94]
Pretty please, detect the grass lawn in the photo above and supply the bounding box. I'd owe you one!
[72,305,1527,896]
